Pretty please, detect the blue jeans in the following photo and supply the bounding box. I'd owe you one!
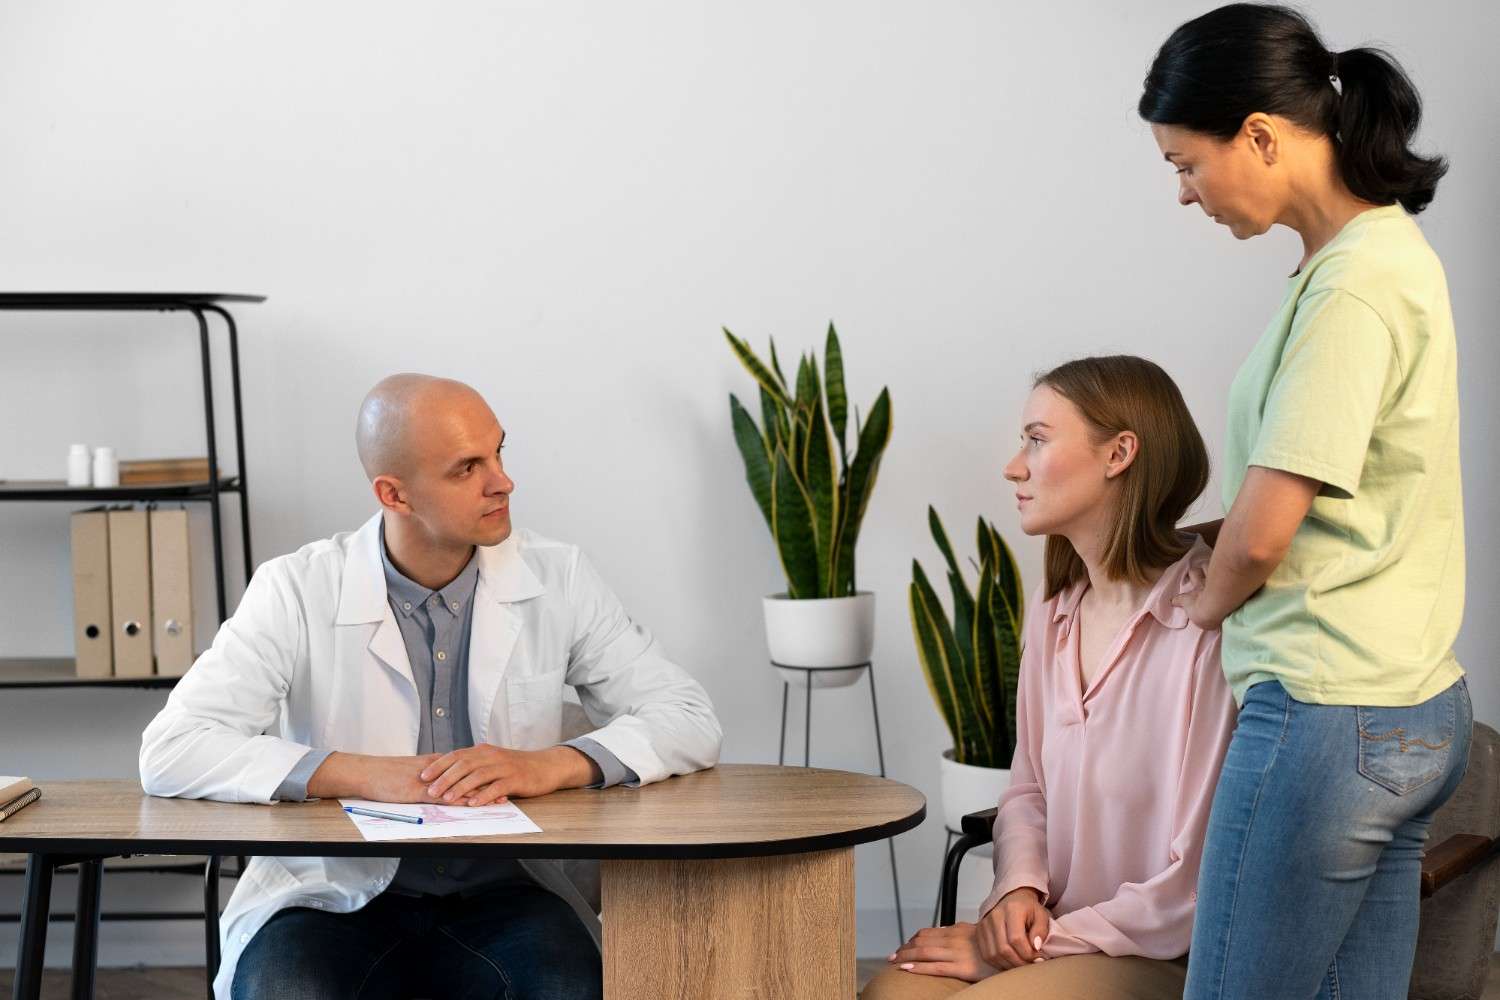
[1185,677,1472,1000]
[232,878,602,1000]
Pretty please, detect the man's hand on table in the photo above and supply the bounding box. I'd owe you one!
[421,745,602,805]
[304,745,603,806]
[306,752,444,803]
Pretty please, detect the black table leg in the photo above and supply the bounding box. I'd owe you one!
[204,854,222,993]
[70,859,103,1000]
[13,853,54,1000]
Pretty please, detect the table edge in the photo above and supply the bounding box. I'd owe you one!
[0,803,925,861]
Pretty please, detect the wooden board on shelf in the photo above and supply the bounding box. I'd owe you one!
[0,658,181,689]
[0,479,239,502]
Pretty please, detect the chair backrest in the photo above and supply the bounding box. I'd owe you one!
[1409,721,1500,1000]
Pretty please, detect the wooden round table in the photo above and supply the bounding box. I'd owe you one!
[1,764,926,1000]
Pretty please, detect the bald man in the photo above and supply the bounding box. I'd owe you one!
[141,374,723,1000]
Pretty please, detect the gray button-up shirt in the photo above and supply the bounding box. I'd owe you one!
[274,528,636,896]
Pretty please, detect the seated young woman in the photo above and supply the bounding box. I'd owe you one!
[864,356,1236,1000]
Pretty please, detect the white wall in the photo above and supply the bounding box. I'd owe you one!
[1,0,1496,966]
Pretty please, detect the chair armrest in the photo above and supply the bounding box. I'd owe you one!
[939,808,1000,928]
[1421,833,1498,898]
[961,807,998,841]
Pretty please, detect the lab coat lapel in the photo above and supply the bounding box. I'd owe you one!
[335,514,416,693]
[469,533,546,745]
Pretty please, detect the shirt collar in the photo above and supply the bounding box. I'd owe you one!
[1049,536,1210,631]
[1051,578,1088,625]
[379,522,481,619]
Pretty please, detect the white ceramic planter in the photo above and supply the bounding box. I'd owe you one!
[762,592,875,689]
[939,749,1010,858]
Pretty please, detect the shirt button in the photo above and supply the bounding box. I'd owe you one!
[402,602,412,611]
[436,865,447,875]
[436,650,447,662]
[435,707,446,718]
[430,596,440,606]
[451,602,460,611]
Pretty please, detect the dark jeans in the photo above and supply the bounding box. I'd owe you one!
[232,880,602,1000]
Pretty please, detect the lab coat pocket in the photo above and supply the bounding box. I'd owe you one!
[506,667,566,749]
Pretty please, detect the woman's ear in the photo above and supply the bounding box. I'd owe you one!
[1104,431,1139,480]
[1242,112,1280,166]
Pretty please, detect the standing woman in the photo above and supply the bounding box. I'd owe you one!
[1138,5,1471,999]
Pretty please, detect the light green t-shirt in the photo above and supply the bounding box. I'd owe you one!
[1221,203,1465,707]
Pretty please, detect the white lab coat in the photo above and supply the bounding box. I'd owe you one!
[139,514,722,999]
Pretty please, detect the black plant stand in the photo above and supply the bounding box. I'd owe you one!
[774,661,906,944]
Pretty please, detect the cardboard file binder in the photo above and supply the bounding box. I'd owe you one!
[149,507,194,676]
[107,507,154,677]
[69,508,113,678]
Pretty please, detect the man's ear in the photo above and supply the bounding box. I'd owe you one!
[372,474,410,513]
[1104,431,1139,480]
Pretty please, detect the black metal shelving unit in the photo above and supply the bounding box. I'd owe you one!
[0,292,263,688]
[0,295,264,993]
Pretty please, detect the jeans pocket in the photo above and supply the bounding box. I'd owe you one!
[1356,695,1456,796]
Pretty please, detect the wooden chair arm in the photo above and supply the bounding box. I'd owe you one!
[1421,833,1498,898]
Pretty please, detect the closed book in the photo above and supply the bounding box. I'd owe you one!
[120,457,211,485]
[0,776,33,802]
[0,787,42,822]
[149,507,194,676]
[108,507,154,677]
[70,508,114,678]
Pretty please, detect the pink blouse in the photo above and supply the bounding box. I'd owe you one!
[979,538,1236,960]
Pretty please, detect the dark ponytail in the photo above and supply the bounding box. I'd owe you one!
[1138,4,1447,214]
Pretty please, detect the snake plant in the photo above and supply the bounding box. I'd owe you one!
[724,323,892,599]
[910,507,1024,768]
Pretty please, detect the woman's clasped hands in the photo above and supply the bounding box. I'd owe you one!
[887,887,1051,981]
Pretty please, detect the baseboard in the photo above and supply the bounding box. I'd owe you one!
[0,920,207,969]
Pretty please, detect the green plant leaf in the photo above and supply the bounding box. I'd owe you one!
[825,323,848,466]
[768,336,789,392]
[789,400,808,485]
[729,394,773,531]
[794,354,816,413]
[771,449,820,599]
[834,387,891,595]
[724,328,791,407]
[931,509,976,677]
[803,375,838,597]
[972,565,1000,738]
[913,559,990,765]
[948,568,975,679]
[991,522,1025,630]
[911,576,961,753]
[911,562,969,760]
[976,517,997,571]
[930,507,962,581]
[759,385,786,454]
[991,571,1022,763]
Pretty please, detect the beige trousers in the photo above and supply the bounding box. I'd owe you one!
[862,954,1188,1000]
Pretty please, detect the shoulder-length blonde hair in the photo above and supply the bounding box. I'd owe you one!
[1037,356,1210,600]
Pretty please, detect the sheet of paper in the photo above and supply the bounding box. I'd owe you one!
[339,799,542,842]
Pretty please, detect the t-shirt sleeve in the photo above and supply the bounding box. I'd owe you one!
[1249,289,1395,499]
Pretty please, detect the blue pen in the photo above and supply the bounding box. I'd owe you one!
[344,805,423,825]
